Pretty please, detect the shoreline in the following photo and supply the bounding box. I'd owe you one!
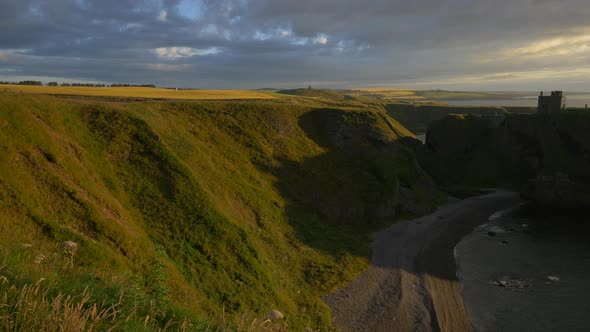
[323,191,521,331]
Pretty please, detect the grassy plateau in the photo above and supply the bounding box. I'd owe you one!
[0,84,274,100]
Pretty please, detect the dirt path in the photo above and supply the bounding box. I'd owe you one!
[323,191,522,332]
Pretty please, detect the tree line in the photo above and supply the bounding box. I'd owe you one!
[0,81,156,88]
[0,80,44,86]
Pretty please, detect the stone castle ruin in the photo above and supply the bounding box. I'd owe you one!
[538,91,565,113]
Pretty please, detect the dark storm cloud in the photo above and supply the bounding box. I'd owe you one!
[0,0,589,89]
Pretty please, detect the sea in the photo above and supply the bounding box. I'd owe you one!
[456,205,590,331]
[445,95,590,108]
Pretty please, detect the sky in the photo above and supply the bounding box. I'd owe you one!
[0,0,589,90]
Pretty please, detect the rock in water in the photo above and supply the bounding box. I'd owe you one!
[267,310,284,320]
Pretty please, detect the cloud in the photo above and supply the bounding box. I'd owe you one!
[157,10,167,22]
[0,0,589,89]
[177,0,204,21]
[495,33,590,58]
[312,34,328,45]
[146,63,191,71]
[154,47,221,59]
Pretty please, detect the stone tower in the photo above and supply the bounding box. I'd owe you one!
[538,91,564,113]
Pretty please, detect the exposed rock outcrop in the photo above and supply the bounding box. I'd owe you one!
[296,108,443,221]
[418,111,590,209]
[523,173,590,209]
[266,310,284,320]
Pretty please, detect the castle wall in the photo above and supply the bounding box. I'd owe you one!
[538,91,563,113]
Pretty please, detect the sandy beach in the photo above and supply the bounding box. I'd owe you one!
[323,191,522,331]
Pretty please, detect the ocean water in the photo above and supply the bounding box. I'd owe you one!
[446,95,590,108]
[456,207,590,331]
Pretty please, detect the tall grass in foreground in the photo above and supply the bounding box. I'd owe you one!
[0,245,289,331]
[0,243,189,331]
[0,278,124,331]
[0,271,288,332]
[0,281,287,331]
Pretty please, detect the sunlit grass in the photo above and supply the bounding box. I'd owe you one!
[0,92,438,330]
[0,84,274,100]
[348,88,427,101]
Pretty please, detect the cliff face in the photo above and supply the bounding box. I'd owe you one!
[385,103,535,133]
[291,109,443,220]
[420,112,590,207]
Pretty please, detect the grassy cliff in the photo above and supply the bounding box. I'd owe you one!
[385,103,535,133]
[417,111,590,198]
[0,93,442,330]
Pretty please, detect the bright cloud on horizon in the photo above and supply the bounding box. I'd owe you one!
[487,32,590,60]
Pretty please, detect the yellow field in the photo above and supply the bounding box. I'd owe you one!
[0,84,275,100]
[349,88,427,101]
[352,88,415,94]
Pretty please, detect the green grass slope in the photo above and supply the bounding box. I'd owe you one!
[0,93,442,330]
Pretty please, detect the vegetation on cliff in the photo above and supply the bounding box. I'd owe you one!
[0,93,442,330]
[385,103,535,133]
[417,111,590,204]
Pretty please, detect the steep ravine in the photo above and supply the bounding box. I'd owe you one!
[0,93,443,330]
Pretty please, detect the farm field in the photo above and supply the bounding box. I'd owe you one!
[0,84,275,100]
[348,88,429,102]
[348,88,538,102]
